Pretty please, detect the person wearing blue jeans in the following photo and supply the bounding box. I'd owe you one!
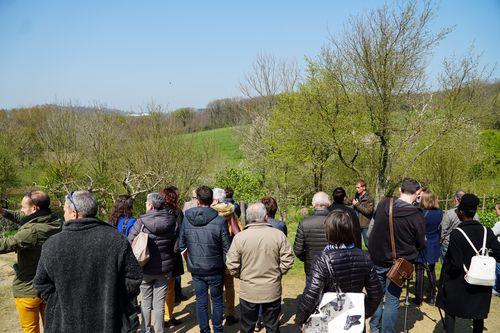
[367,179,426,333]
[192,275,224,333]
[369,267,403,333]
[361,228,369,247]
[178,186,231,333]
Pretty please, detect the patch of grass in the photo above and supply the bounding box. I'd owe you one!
[184,127,244,166]
[1,230,17,238]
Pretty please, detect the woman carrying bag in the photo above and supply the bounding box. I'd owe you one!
[296,210,383,332]
[437,194,500,333]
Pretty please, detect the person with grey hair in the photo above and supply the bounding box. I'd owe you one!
[128,192,180,333]
[226,203,294,333]
[293,191,332,276]
[211,187,242,325]
[34,190,142,333]
[440,190,480,260]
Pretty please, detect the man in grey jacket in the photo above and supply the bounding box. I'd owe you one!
[440,190,479,260]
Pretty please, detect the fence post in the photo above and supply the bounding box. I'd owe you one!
[240,201,247,226]
[445,195,449,210]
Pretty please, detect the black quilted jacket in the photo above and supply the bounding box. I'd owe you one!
[296,247,383,325]
[293,209,330,275]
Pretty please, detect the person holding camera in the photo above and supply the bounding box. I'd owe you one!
[0,191,62,333]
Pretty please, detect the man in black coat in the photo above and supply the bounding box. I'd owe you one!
[328,187,362,249]
[34,190,142,333]
[293,191,331,277]
[368,178,426,333]
[179,186,231,333]
[437,194,500,333]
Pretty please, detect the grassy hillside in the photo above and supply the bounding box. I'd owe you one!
[184,126,245,167]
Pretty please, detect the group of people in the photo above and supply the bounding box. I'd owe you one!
[0,178,499,333]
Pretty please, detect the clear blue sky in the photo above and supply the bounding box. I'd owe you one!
[1,0,499,112]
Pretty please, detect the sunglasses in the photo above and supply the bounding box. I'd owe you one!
[66,191,79,213]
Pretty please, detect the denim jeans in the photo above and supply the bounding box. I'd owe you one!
[369,266,403,333]
[361,228,369,248]
[494,262,500,293]
[441,244,449,264]
[192,274,224,333]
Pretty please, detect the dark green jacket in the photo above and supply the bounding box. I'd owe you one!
[0,209,62,297]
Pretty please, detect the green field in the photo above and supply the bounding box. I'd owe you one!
[184,126,245,167]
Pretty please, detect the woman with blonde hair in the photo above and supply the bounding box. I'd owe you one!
[414,190,443,305]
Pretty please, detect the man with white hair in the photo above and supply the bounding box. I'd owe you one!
[440,190,480,260]
[211,187,242,325]
[34,191,142,333]
[293,191,331,276]
[226,203,294,333]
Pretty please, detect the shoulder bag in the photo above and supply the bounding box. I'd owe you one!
[386,197,414,288]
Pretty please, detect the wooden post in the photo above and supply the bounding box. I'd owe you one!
[445,195,449,210]
[240,201,247,226]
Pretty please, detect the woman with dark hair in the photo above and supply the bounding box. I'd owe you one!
[109,195,136,237]
[414,190,442,305]
[296,210,383,330]
[109,195,139,332]
[261,196,287,235]
[160,187,185,328]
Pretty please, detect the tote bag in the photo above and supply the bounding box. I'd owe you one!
[304,260,365,333]
[132,225,150,267]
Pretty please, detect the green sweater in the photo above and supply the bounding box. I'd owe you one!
[0,210,62,297]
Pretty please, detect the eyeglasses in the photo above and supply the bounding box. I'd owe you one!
[66,191,79,213]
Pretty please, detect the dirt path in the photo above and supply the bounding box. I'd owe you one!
[1,253,499,332]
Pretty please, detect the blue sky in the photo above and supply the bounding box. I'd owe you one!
[0,0,499,112]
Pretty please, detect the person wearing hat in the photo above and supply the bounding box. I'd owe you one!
[436,194,500,333]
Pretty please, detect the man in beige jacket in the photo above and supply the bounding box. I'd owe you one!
[226,203,294,333]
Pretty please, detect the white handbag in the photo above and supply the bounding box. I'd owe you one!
[304,260,365,333]
[456,226,496,286]
[132,225,150,267]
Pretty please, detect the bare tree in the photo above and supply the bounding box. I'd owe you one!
[313,0,486,199]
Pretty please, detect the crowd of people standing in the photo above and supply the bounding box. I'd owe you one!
[0,178,499,333]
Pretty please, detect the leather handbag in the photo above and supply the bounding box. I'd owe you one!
[386,197,414,288]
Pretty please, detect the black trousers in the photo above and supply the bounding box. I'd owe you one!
[444,313,484,333]
[415,263,437,301]
[240,298,281,333]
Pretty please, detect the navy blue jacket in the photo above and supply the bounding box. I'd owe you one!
[179,206,231,276]
[268,218,287,236]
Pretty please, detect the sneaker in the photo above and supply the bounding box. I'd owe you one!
[165,318,182,328]
[493,289,500,297]
[254,320,264,332]
[225,315,239,326]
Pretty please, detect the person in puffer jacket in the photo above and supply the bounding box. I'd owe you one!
[128,192,178,333]
[296,209,383,328]
[179,186,231,333]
